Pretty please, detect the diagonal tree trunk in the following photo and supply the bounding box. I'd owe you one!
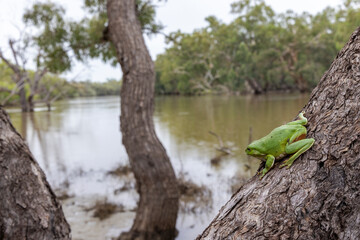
[197,27,360,240]
[107,0,179,239]
[0,108,71,239]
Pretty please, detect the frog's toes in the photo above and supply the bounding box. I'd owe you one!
[286,164,292,169]
[279,161,293,169]
[279,162,288,168]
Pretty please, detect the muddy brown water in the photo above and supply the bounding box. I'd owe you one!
[7,94,309,240]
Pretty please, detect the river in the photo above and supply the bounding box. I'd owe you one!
[7,94,309,240]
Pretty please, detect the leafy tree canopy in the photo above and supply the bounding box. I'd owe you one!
[155,0,360,94]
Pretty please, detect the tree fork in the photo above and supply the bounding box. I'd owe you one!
[107,0,179,239]
[0,108,71,239]
[197,27,360,239]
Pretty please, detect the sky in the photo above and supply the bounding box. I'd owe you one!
[0,0,344,82]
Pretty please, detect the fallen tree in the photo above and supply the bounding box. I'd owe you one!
[0,108,71,239]
[197,26,360,239]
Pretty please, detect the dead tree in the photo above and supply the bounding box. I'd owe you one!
[197,27,360,239]
[0,40,28,111]
[0,39,48,112]
[107,0,179,239]
[0,107,71,239]
[27,67,48,111]
[37,81,67,111]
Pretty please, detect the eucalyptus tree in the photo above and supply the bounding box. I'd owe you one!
[155,0,359,95]
[29,0,179,239]
[0,3,73,112]
[106,1,180,238]
[0,39,34,112]
[36,74,68,111]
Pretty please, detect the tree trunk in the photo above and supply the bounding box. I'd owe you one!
[294,73,308,93]
[19,86,28,112]
[197,27,360,240]
[0,107,71,239]
[28,95,35,112]
[107,1,179,240]
[27,68,47,112]
[47,102,51,112]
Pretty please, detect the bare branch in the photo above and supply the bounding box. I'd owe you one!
[30,68,48,94]
[0,87,11,93]
[0,50,20,74]
[68,67,87,82]
[8,39,20,68]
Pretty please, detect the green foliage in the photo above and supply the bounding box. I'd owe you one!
[23,0,165,71]
[67,0,164,66]
[66,79,121,98]
[135,0,164,34]
[23,2,72,73]
[155,0,360,94]
[83,0,166,34]
[0,61,18,104]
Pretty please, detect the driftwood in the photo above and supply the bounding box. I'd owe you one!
[209,131,232,155]
[197,27,360,239]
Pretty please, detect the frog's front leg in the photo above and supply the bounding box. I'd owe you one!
[260,154,275,179]
[279,138,315,169]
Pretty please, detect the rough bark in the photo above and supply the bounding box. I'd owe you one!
[107,1,179,240]
[197,27,360,239]
[0,107,71,239]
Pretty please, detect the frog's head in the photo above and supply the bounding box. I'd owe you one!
[245,144,266,159]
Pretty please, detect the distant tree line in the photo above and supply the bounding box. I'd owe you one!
[155,0,360,95]
[0,61,121,109]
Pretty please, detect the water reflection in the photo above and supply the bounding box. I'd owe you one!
[7,94,309,240]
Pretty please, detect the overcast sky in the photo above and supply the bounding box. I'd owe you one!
[0,0,344,82]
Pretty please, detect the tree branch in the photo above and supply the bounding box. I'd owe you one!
[8,39,21,68]
[0,50,20,75]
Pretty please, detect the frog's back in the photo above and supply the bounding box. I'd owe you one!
[257,124,305,157]
[270,124,305,135]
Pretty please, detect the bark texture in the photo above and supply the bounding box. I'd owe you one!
[0,108,71,239]
[107,1,179,239]
[198,27,360,239]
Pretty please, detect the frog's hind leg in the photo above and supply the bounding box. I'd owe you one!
[260,155,275,179]
[280,138,315,169]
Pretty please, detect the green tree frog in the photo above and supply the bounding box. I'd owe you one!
[245,112,315,179]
